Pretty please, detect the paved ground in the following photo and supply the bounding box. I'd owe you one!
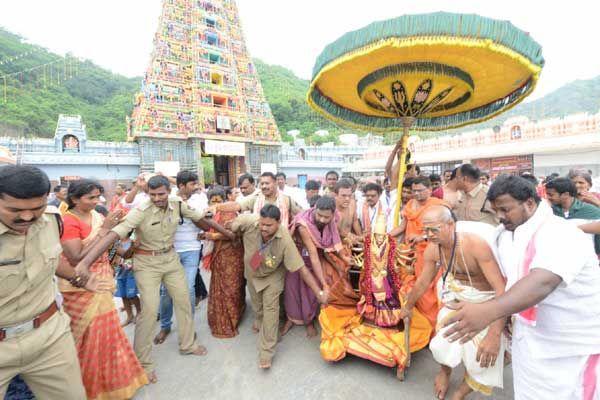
[125,271,514,400]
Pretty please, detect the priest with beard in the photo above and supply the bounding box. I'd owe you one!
[281,196,343,337]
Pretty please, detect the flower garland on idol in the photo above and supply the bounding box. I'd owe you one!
[361,234,399,311]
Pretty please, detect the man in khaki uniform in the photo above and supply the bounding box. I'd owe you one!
[75,175,232,383]
[454,164,499,226]
[0,166,96,399]
[228,204,328,369]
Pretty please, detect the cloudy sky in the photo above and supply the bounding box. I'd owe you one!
[1,0,597,100]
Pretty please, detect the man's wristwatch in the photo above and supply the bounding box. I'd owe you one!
[69,275,84,288]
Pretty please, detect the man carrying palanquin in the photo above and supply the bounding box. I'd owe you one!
[400,206,507,399]
[228,204,329,369]
[443,176,600,399]
[391,176,447,329]
[282,196,341,338]
[319,214,432,380]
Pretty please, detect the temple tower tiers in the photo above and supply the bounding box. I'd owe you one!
[128,0,280,184]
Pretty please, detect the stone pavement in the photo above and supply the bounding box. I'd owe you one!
[125,273,514,400]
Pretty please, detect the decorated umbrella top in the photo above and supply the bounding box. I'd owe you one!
[307,12,544,131]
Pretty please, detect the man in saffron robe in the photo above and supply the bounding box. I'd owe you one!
[391,176,447,328]
[282,196,341,337]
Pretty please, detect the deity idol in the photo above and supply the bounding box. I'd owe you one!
[357,214,414,327]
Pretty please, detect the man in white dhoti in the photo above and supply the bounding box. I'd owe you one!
[443,175,600,400]
[400,205,507,399]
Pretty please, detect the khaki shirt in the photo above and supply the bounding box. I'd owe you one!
[112,196,205,250]
[239,192,302,216]
[231,214,304,292]
[455,184,499,226]
[0,208,62,326]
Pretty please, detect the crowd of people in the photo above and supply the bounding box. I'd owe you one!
[1,159,599,400]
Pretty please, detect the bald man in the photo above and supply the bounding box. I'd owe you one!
[399,206,507,400]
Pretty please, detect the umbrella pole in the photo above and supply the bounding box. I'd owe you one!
[393,117,414,228]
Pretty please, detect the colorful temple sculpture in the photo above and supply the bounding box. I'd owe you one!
[128,0,280,184]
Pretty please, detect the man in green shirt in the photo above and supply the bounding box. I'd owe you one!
[229,204,328,369]
[546,177,600,254]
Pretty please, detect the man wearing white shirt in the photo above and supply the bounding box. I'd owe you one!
[122,174,150,210]
[155,171,208,344]
[443,175,600,400]
[237,173,257,197]
[276,172,309,210]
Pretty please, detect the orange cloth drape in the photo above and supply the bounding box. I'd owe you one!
[401,197,447,329]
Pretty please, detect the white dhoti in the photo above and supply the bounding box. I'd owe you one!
[430,275,505,395]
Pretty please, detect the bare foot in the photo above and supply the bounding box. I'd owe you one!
[121,315,134,327]
[191,345,208,356]
[306,322,318,338]
[153,328,171,345]
[280,320,294,337]
[450,380,473,400]
[259,359,272,369]
[252,320,260,333]
[434,366,452,399]
[147,371,158,384]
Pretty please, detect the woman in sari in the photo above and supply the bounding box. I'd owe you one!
[568,169,600,207]
[60,179,147,400]
[202,187,246,338]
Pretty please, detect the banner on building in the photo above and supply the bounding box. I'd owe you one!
[154,161,180,177]
[205,139,245,156]
[261,163,277,174]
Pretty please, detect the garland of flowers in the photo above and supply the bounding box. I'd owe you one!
[361,235,374,308]
[387,235,401,292]
[361,234,400,309]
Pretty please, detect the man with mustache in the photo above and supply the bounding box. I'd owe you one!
[74,175,232,384]
[0,165,108,399]
[399,205,507,399]
[443,175,600,399]
[282,196,342,337]
[227,204,329,369]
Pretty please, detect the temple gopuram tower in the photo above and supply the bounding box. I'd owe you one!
[128,0,280,185]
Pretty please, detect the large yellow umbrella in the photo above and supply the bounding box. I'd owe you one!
[307,12,544,226]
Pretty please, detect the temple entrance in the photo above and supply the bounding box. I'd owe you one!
[202,140,247,187]
[214,155,232,186]
[203,155,244,187]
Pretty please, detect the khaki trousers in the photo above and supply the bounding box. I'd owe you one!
[0,311,86,399]
[133,251,198,373]
[248,280,283,362]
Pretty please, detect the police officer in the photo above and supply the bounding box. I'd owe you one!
[0,166,105,398]
[75,175,233,383]
[229,204,329,369]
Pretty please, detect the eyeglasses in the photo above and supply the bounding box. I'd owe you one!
[423,226,441,234]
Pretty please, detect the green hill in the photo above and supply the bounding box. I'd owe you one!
[253,59,344,142]
[1,26,599,142]
[0,28,139,141]
[447,76,600,135]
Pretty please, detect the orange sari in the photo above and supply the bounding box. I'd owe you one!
[401,197,447,329]
[60,211,147,400]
